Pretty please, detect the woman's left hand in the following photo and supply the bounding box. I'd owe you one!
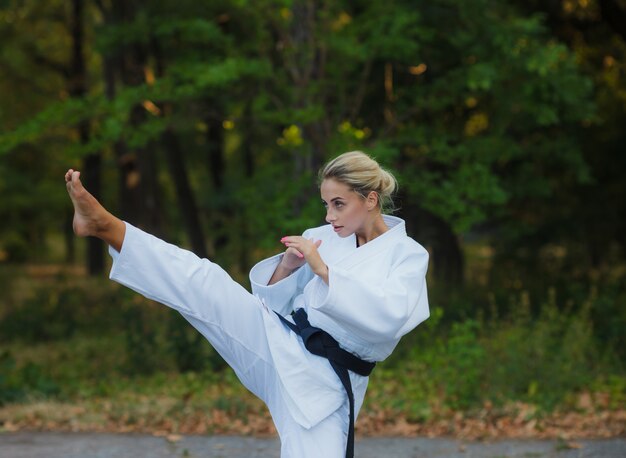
[280,236,329,284]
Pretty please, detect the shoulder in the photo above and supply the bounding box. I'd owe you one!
[390,235,429,267]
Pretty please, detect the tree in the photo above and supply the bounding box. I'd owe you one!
[0,0,598,291]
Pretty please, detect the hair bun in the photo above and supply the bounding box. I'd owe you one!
[318,150,398,213]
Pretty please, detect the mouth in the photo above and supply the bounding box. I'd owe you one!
[333,225,343,232]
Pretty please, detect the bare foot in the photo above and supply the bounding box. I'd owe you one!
[65,169,107,237]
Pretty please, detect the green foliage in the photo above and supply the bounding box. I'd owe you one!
[0,0,624,429]
[374,285,624,414]
[0,0,602,262]
[0,275,623,416]
[481,289,600,409]
[442,319,486,409]
[0,277,123,343]
[166,312,207,373]
[166,311,228,373]
[0,285,78,342]
[0,351,59,405]
[122,304,162,376]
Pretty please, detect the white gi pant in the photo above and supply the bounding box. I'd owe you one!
[107,222,350,458]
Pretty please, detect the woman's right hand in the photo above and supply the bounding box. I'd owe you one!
[280,239,322,271]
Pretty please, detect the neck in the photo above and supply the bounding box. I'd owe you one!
[355,213,389,247]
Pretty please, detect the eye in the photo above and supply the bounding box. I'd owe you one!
[335,201,344,208]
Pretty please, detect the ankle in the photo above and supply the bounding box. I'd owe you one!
[92,210,111,238]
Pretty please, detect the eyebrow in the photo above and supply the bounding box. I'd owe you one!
[321,197,344,203]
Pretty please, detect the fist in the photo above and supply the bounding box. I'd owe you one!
[279,237,322,270]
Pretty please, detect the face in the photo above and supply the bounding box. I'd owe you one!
[320,178,377,237]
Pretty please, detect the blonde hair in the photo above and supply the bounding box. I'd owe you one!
[318,150,399,213]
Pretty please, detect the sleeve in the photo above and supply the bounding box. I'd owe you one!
[311,247,430,344]
[248,228,315,316]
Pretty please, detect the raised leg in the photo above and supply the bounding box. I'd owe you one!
[64,168,277,402]
[64,168,351,457]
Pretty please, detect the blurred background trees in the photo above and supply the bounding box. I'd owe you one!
[0,0,624,410]
[1,0,624,283]
[2,0,624,309]
[2,0,622,283]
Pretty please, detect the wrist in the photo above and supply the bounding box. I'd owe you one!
[268,259,298,285]
[277,260,297,274]
[279,254,304,272]
[313,263,328,277]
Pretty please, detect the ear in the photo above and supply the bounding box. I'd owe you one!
[366,190,378,211]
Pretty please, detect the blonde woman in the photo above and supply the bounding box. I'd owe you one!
[64,150,430,458]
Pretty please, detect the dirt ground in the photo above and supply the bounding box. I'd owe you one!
[0,431,624,457]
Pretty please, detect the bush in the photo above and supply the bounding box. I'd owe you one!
[0,287,77,342]
[166,311,208,373]
[0,350,59,405]
[483,288,600,409]
[122,302,162,376]
[388,286,623,413]
[166,311,231,373]
[0,278,125,343]
[442,319,486,409]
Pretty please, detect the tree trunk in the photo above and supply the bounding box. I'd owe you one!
[238,100,256,272]
[397,185,464,286]
[150,37,207,257]
[205,109,230,251]
[207,113,225,191]
[98,0,164,237]
[83,154,104,274]
[288,0,327,214]
[64,210,75,263]
[162,128,208,258]
[70,0,104,274]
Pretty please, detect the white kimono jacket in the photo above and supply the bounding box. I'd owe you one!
[249,214,430,430]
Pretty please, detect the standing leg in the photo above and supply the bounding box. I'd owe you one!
[266,385,349,458]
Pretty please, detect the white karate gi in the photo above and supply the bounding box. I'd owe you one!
[107,214,429,457]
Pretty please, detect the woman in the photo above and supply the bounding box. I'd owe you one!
[64,150,430,458]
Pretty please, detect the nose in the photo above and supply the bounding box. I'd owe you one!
[325,208,336,224]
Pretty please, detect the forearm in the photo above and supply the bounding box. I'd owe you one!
[95,210,126,252]
[268,262,296,285]
[315,265,329,285]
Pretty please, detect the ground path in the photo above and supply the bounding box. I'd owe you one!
[0,432,624,457]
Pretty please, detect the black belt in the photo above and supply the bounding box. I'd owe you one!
[274,308,376,458]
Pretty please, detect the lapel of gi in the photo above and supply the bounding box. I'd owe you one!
[333,215,407,270]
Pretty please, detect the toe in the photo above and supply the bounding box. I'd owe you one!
[71,171,82,188]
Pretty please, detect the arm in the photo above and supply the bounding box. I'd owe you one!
[312,248,430,343]
[269,235,323,284]
[279,235,328,284]
[249,229,316,316]
[268,261,299,285]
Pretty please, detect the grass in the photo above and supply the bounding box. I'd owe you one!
[0,264,625,438]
